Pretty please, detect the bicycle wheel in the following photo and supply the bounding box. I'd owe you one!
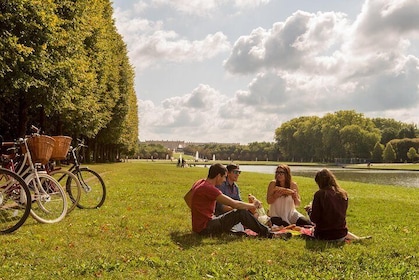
[73,167,106,209]
[50,169,81,214]
[0,168,31,233]
[25,173,68,223]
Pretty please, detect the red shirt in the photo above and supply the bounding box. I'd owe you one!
[190,179,222,233]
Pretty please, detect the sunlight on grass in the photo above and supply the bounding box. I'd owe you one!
[0,161,418,279]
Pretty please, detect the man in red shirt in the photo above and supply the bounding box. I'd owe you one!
[184,163,288,239]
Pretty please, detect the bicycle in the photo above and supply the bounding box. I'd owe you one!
[0,165,32,233]
[43,135,82,214]
[2,135,68,224]
[64,139,106,209]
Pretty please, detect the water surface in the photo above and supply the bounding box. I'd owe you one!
[237,165,419,188]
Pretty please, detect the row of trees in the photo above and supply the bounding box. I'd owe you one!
[136,142,279,162]
[275,110,418,163]
[134,142,278,162]
[183,142,279,162]
[139,110,419,163]
[0,0,138,162]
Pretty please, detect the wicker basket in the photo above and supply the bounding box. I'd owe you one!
[51,136,72,160]
[27,135,56,164]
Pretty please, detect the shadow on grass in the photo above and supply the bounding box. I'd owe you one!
[170,230,247,250]
[304,238,346,251]
[303,235,373,251]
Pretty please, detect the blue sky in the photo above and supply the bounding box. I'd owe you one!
[111,0,419,144]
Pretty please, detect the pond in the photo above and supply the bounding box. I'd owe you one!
[237,165,419,188]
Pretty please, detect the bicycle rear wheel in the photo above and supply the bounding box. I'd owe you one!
[25,173,67,223]
[50,169,81,214]
[0,168,31,233]
[73,168,106,209]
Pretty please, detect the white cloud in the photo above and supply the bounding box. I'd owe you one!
[223,0,419,125]
[149,0,272,16]
[113,0,419,143]
[224,10,350,74]
[118,24,230,71]
[233,0,271,9]
[347,0,419,54]
[138,83,281,143]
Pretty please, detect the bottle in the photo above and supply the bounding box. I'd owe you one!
[248,194,270,225]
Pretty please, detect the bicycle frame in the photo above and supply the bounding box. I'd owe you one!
[3,138,53,200]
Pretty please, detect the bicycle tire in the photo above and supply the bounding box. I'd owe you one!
[50,169,81,214]
[73,167,106,209]
[0,168,31,233]
[25,173,68,224]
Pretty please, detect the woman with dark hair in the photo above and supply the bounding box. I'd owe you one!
[266,164,313,227]
[306,168,353,241]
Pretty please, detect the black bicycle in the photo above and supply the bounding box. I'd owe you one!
[65,139,106,209]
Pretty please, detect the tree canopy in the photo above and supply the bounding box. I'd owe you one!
[0,0,138,162]
[275,110,417,163]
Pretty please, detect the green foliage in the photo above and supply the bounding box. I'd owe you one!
[138,143,172,159]
[183,142,280,161]
[371,142,384,162]
[0,0,138,162]
[275,110,381,162]
[383,142,396,163]
[1,161,418,279]
[274,110,419,162]
[407,147,418,162]
[389,138,419,162]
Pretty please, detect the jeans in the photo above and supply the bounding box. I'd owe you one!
[200,209,271,237]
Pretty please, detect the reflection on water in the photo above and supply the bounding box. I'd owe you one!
[237,165,419,188]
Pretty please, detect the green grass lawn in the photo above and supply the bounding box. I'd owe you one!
[1,161,418,279]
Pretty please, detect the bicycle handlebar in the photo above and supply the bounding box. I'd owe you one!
[30,125,41,134]
[77,138,87,148]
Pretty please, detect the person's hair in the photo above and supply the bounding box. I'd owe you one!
[208,163,227,179]
[275,164,291,188]
[314,168,348,200]
[226,164,239,172]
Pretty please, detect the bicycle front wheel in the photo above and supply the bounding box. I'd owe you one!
[73,168,106,209]
[25,173,67,224]
[50,169,81,214]
[0,168,31,233]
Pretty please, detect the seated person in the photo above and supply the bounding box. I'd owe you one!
[184,163,290,239]
[266,164,313,227]
[305,168,366,241]
[215,164,242,216]
[215,164,245,232]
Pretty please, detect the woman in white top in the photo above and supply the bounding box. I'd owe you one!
[266,164,313,227]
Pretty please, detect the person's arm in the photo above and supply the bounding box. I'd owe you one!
[216,194,256,212]
[215,201,233,214]
[266,181,279,204]
[184,188,193,209]
[290,182,301,207]
[309,193,321,223]
[266,181,295,204]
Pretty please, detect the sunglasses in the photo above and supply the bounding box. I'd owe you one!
[275,171,286,175]
[232,170,241,175]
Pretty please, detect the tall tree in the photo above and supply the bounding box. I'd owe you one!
[382,143,396,163]
[0,0,59,137]
[371,142,384,162]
